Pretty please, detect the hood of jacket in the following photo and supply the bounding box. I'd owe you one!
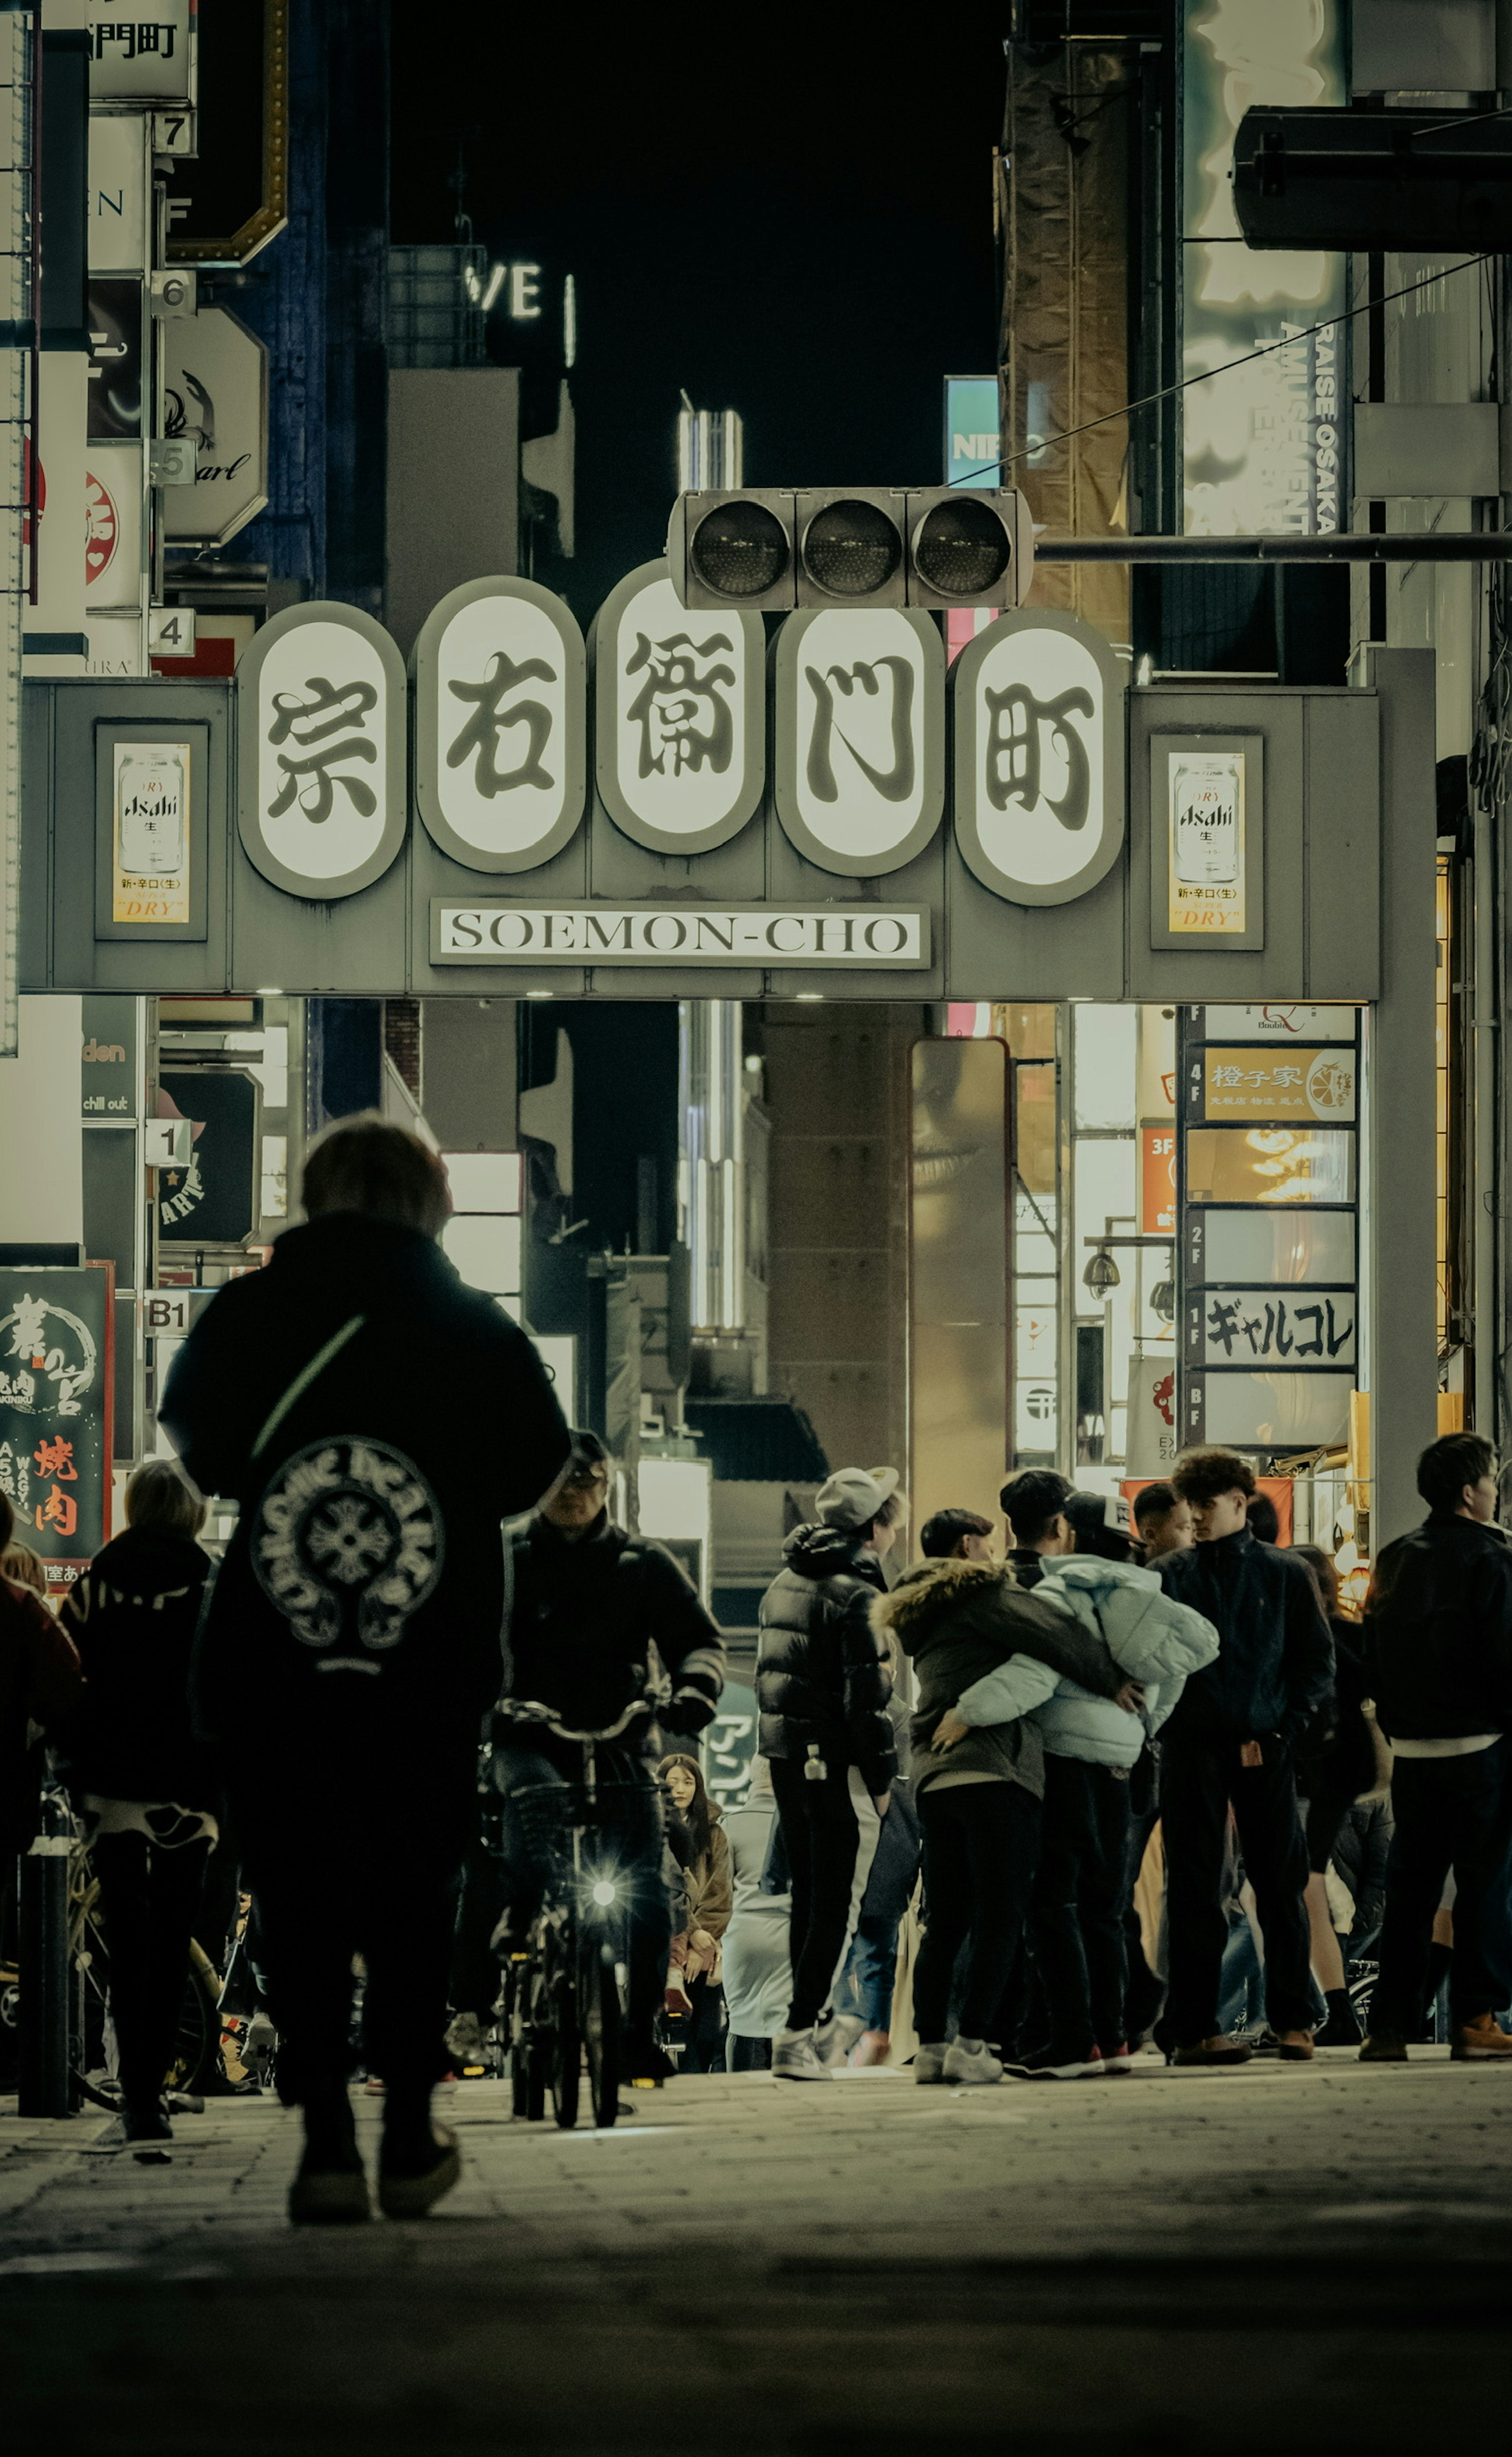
[782,1522,885,1588]
[874,1556,1006,1655]
[1033,1554,1220,1686]
[84,1524,210,1601]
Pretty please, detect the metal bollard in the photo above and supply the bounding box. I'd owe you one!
[17,1836,73,2119]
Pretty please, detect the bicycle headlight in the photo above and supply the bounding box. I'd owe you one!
[591,1878,617,1907]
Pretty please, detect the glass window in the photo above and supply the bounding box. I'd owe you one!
[1073,1138,1137,1316]
[1197,1208,1355,1284]
[1074,1005,1136,1130]
[1184,1128,1355,1207]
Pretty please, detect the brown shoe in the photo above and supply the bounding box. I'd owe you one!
[1277,2030,1315,2062]
[1169,2038,1253,2067]
[1450,2013,1512,2062]
[1359,2033,1408,2062]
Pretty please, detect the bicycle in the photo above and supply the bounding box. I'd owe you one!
[497,1696,663,2133]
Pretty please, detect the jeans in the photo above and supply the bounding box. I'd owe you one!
[1030,1756,1132,2059]
[91,1830,211,2120]
[769,1759,882,2031]
[914,1780,1040,2044]
[1161,1733,1315,2043]
[842,1910,900,2032]
[1367,1739,1512,2033]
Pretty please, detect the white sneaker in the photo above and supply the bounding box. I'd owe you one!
[943,2036,1004,2086]
[771,2027,835,2081]
[811,2011,865,2067]
[914,2042,948,2084]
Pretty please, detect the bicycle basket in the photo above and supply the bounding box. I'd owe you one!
[508,1778,662,1867]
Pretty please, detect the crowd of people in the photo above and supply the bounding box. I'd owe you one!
[2,1115,1511,2229]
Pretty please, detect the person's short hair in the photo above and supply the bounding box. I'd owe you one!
[302,1113,451,1239]
[1172,1447,1257,1505]
[125,1458,206,1539]
[1247,1491,1280,1545]
[919,1507,993,1560]
[1000,1468,1071,1546]
[0,1537,48,1598]
[1065,1489,1134,1562]
[873,1486,909,1534]
[1294,1542,1340,1617]
[1417,1430,1496,1513]
[1132,1481,1176,1531]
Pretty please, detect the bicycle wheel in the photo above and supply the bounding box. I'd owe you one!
[582,1939,621,2130]
[548,1948,581,2131]
[166,1943,222,2095]
[506,1962,536,2118]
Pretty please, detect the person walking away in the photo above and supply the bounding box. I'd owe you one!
[1133,1483,1193,1564]
[721,1758,792,2070]
[1001,1471,1073,1590]
[1292,1543,1379,2047]
[55,1461,218,2149]
[1359,1432,1512,2062]
[874,1538,1138,2085]
[492,1434,725,2082]
[1011,1512,1218,2077]
[161,1115,572,2222]
[0,1492,82,1971]
[756,1467,905,2080]
[1156,1447,1334,2066]
[918,1510,995,1566]
[659,1754,732,2072]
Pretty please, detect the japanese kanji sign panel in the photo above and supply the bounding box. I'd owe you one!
[1141,1127,1177,1233]
[951,608,1126,906]
[1186,1286,1356,1370]
[774,608,944,876]
[237,602,406,899]
[0,1268,113,1588]
[590,560,764,856]
[1186,1045,1357,1125]
[85,2,193,103]
[414,577,586,873]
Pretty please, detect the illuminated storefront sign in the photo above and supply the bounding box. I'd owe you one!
[430,902,930,967]
[952,609,1126,906]
[1182,0,1346,537]
[413,576,586,873]
[943,376,1002,491]
[773,608,944,876]
[237,601,407,899]
[0,1267,113,1589]
[589,560,765,856]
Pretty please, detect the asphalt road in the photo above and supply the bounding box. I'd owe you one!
[2,2051,1508,2454]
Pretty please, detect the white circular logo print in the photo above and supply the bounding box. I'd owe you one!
[253,1437,443,1652]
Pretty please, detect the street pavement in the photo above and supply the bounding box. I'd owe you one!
[2,2049,1509,2454]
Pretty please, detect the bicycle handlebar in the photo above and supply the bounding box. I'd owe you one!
[497,1695,654,1745]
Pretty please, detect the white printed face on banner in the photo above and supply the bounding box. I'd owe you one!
[415,580,585,873]
[953,611,1126,907]
[773,608,944,876]
[238,606,407,899]
[593,562,763,854]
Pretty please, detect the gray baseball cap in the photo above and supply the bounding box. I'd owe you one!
[815,1464,901,1532]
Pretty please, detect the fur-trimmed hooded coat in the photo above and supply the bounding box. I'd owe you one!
[872,1559,1127,1800]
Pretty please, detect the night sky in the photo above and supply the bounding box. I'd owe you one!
[388,11,1010,623]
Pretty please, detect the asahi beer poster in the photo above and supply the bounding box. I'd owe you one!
[112,740,191,925]
[1168,750,1245,935]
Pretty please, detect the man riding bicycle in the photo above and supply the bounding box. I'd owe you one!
[492,1431,726,2078]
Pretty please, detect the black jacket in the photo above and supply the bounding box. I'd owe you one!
[1007,1548,1048,1590]
[1158,1526,1334,1747]
[57,1527,217,1808]
[1298,1614,1377,1802]
[1364,1512,1512,1742]
[160,1214,571,1795]
[756,1524,897,1797]
[500,1510,725,1757]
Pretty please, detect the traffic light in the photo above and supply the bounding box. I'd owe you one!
[666,486,1033,612]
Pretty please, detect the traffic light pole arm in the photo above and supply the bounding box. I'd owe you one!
[1036,534,1512,563]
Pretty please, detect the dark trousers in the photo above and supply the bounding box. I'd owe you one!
[1369,1740,1512,2034]
[91,1831,211,2120]
[1031,1757,1132,2058]
[1162,1735,1314,2042]
[769,1758,881,2031]
[663,1971,727,2072]
[237,1807,462,2108]
[727,2031,772,2071]
[914,1781,1040,2043]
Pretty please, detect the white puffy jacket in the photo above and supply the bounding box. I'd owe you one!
[956,1554,1219,1769]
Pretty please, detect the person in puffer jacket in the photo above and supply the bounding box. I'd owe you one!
[995,1544,1219,2077]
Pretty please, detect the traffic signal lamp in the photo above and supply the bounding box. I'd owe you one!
[667,485,1033,612]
